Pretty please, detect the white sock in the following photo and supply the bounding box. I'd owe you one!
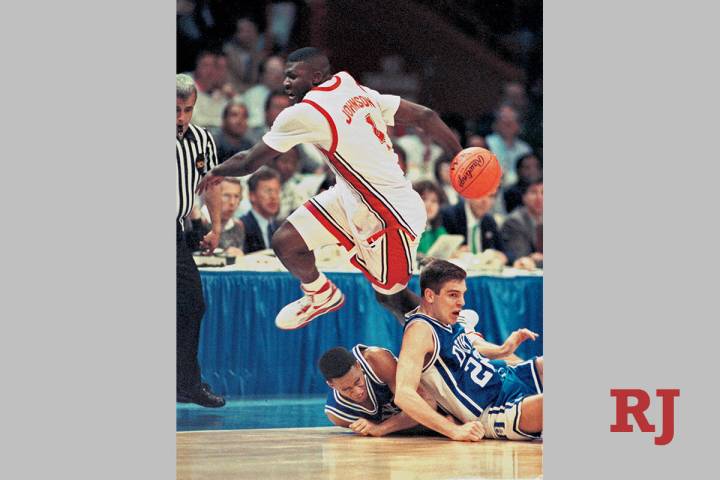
[302,272,328,293]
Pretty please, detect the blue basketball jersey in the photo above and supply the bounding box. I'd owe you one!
[324,344,400,423]
[405,310,539,423]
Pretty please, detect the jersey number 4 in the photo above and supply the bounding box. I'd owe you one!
[365,114,392,151]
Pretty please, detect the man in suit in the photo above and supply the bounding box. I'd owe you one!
[240,166,282,253]
[440,194,506,261]
[500,178,543,269]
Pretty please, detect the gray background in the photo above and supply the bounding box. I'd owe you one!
[2,1,175,479]
[3,1,719,478]
[545,0,720,477]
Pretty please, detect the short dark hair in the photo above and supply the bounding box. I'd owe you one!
[519,177,543,196]
[515,152,543,172]
[420,259,467,295]
[247,166,281,192]
[195,49,218,65]
[222,100,248,120]
[413,180,447,229]
[264,90,289,113]
[287,47,325,63]
[318,347,356,380]
[433,154,453,186]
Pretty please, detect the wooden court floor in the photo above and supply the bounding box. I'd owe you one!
[177,426,542,479]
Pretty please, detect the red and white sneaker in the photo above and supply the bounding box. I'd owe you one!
[275,281,345,330]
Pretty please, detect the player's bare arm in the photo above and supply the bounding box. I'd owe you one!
[198,180,223,253]
[472,329,538,360]
[394,322,484,441]
[394,99,463,155]
[196,142,282,194]
[468,335,524,365]
[325,410,352,428]
[365,347,436,408]
[350,348,424,436]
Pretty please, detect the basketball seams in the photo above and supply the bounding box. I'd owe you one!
[450,148,502,198]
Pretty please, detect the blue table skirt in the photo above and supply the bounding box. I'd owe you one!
[198,270,543,397]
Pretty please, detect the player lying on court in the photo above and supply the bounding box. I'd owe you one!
[318,316,533,437]
[319,344,436,436]
[196,47,463,330]
[394,259,543,442]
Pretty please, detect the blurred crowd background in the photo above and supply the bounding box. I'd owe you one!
[178,0,543,270]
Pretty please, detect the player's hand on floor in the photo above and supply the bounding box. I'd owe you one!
[445,414,462,425]
[349,418,382,436]
[450,421,485,442]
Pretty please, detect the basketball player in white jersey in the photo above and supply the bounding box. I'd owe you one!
[197,47,462,330]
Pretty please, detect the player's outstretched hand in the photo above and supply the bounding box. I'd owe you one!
[450,421,485,442]
[196,172,224,195]
[349,418,382,437]
[503,328,539,354]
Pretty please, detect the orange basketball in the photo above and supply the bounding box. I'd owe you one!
[449,147,502,199]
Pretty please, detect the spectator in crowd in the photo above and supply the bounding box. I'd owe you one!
[433,155,459,205]
[245,91,291,144]
[500,178,543,269]
[503,153,542,214]
[190,178,247,258]
[485,104,533,188]
[214,100,253,163]
[190,50,236,130]
[243,55,287,131]
[239,166,282,253]
[395,126,445,182]
[266,1,301,51]
[440,194,506,263]
[500,81,530,122]
[413,180,449,255]
[466,133,488,149]
[223,17,268,93]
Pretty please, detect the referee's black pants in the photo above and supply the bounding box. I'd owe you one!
[176,222,205,391]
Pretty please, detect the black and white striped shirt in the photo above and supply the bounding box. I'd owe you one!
[176,123,218,226]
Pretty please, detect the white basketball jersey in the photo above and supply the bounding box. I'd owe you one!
[263,71,426,240]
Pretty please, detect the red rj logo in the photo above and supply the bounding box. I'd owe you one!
[610,388,680,445]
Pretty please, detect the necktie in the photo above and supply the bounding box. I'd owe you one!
[471,222,481,254]
[535,223,543,253]
[267,221,276,248]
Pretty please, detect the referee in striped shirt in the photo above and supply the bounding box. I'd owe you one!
[176,73,225,407]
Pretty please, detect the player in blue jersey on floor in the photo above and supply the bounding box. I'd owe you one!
[319,344,437,436]
[394,259,543,442]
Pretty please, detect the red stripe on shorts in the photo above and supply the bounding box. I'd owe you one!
[304,199,354,250]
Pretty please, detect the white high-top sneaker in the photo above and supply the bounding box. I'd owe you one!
[274,280,345,330]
